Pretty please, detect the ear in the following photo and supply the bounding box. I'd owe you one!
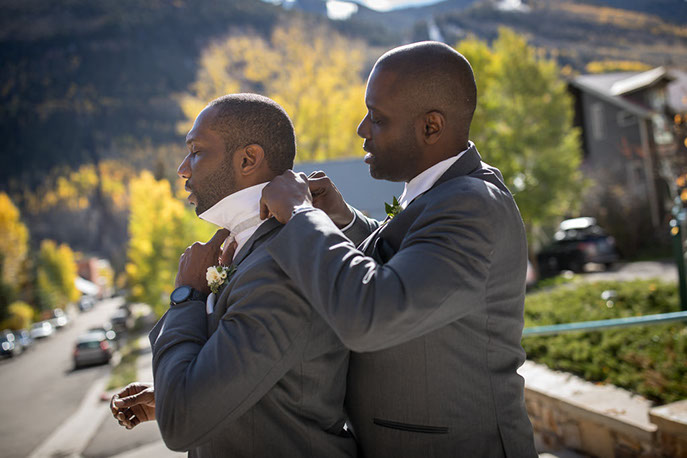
[234,144,266,177]
[422,111,445,145]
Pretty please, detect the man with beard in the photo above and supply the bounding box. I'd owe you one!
[259,42,537,457]
[110,94,356,457]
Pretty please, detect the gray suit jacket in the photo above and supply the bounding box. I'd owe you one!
[149,219,357,457]
[267,145,537,457]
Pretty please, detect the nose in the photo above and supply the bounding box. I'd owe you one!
[357,113,370,140]
[177,154,191,179]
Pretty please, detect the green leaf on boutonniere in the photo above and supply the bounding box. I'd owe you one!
[385,196,402,219]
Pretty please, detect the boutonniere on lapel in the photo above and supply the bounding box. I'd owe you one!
[385,196,403,219]
[206,264,236,294]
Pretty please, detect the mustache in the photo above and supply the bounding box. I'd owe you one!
[363,141,373,153]
[185,181,193,193]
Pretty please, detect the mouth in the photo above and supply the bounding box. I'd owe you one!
[184,182,195,204]
[362,142,374,164]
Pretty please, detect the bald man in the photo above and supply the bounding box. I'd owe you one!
[260,42,537,457]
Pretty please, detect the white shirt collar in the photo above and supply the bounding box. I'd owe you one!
[199,182,268,260]
[398,142,472,209]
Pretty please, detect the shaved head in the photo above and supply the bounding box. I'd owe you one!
[373,41,477,138]
[358,41,478,182]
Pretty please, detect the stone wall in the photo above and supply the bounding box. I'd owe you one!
[520,361,687,457]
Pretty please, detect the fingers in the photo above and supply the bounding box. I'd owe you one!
[308,170,325,179]
[110,395,119,416]
[110,382,138,415]
[113,387,152,409]
[113,392,139,409]
[116,409,139,430]
[220,240,238,266]
[308,176,332,196]
[259,196,270,220]
[207,228,230,248]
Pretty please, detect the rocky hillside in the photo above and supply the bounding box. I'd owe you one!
[1,0,685,190]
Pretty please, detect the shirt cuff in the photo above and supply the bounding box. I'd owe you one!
[339,206,357,232]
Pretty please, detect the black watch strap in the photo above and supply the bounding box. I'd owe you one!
[170,286,207,306]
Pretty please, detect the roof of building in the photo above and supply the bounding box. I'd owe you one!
[610,67,673,96]
[570,67,685,117]
[569,77,653,118]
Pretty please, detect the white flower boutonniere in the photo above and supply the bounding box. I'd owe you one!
[206,264,236,294]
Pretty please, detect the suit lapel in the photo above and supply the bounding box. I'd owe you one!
[359,216,390,255]
[358,144,484,257]
[207,218,282,333]
[232,217,282,266]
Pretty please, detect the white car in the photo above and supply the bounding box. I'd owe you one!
[30,321,54,339]
[50,308,70,329]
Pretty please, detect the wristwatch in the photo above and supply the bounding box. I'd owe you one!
[170,286,207,306]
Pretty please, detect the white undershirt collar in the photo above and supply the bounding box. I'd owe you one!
[398,142,472,209]
[199,182,268,260]
[199,182,268,315]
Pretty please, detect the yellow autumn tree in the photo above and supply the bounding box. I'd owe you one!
[0,193,29,322]
[0,193,29,287]
[178,19,367,162]
[457,29,584,247]
[35,240,80,311]
[125,172,214,316]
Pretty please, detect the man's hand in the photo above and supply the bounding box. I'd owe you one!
[220,239,238,267]
[307,171,354,228]
[260,170,313,224]
[175,228,230,294]
[110,382,155,430]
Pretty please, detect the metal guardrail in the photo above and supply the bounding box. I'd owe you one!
[522,310,687,337]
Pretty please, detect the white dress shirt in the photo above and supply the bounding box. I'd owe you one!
[398,142,472,209]
[199,182,268,258]
[199,182,268,313]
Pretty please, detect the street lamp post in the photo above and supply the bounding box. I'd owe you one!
[671,196,687,311]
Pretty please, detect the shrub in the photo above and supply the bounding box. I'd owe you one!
[523,280,686,404]
[0,301,35,330]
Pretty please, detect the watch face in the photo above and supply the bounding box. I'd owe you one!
[171,286,192,304]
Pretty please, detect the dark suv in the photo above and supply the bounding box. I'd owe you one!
[537,217,619,276]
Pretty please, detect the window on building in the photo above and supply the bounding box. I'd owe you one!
[590,102,605,140]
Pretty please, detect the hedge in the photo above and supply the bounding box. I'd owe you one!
[522,280,686,405]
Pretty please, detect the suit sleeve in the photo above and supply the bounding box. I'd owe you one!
[149,284,311,452]
[267,184,496,352]
[341,205,381,246]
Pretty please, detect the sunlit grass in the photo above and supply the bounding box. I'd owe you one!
[106,338,140,391]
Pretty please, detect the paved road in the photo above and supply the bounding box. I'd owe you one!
[0,297,124,458]
[581,260,679,283]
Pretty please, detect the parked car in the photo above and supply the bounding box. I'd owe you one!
[13,329,33,351]
[88,324,118,349]
[49,308,70,329]
[537,217,619,276]
[110,309,133,334]
[30,321,54,339]
[0,330,20,357]
[79,296,96,312]
[73,331,113,369]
